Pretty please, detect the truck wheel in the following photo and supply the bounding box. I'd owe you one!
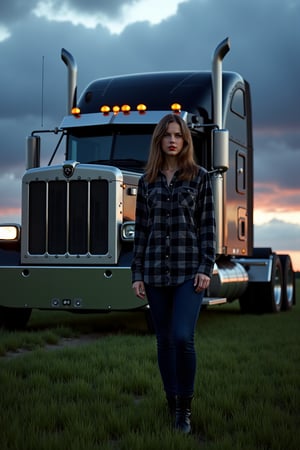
[260,254,283,313]
[239,248,268,313]
[279,254,295,311]
[239,253,283,314]
[0,306,32,330]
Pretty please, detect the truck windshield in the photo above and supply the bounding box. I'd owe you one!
[67,126,153,171]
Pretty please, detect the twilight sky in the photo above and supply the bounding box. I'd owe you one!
[0,0,299,270]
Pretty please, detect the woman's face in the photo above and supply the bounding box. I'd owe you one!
[161,121,184,158]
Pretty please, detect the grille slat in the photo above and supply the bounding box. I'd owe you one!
[90,180,109,254]
[69,181,88,254]
[48,181,67,254]
[28,181,46,254]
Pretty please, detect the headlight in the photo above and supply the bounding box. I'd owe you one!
[0,224,21,242]
[121,221,135,241]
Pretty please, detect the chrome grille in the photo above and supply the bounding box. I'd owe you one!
[27,179,108,255]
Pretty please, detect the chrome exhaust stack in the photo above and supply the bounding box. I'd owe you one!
[211,37,230,255]
[61,48,78,114]
[212,37,230,129]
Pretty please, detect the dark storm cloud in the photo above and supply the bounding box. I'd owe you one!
[1,0,299,124]
[0,0,135,23]
[182,0,300,129]
[0,1,35,23]
[52,0,138,17]
[253,130,300,189]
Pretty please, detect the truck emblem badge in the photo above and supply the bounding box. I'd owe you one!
[63,164,74,178]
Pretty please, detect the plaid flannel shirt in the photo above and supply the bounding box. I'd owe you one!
[131,167,216,286]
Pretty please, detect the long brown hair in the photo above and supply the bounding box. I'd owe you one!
[145,114,198,183]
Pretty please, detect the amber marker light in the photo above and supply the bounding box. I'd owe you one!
[100,105,111,115]
[137,104,147,113]
[71,107,81,116]
[121,104,131,114]
[171,103,182,113]
[112,105,120,114]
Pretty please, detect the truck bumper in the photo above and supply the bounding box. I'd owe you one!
[0,265,147,311]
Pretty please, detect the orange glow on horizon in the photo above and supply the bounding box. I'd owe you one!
[282,251,300,273]
[254,182,300,214]
[0,207,21,221]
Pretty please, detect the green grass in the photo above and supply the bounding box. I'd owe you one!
[0,282,299,450]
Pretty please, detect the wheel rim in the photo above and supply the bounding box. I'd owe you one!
[273,264,282,308]
[280,254,294,310]
[285,265,294,306]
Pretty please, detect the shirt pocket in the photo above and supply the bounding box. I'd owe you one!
[178,187,197,210]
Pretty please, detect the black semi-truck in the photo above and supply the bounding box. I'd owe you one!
[0,38,295,329]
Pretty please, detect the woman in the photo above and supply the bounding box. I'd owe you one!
[131,113,216,434]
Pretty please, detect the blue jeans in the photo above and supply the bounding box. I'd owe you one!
[145,279,203,398]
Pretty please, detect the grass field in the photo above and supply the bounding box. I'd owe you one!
[0,280,299,450]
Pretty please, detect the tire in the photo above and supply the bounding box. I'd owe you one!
[279,254,295,311]
[239,253,283,314]
[0,306,32,330]
[260,254,283,313]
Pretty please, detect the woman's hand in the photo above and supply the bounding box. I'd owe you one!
[132,281,146,299]
[194,273,210,293]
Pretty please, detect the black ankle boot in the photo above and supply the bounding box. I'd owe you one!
[166,395,177,417]
[175,396,193,434]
